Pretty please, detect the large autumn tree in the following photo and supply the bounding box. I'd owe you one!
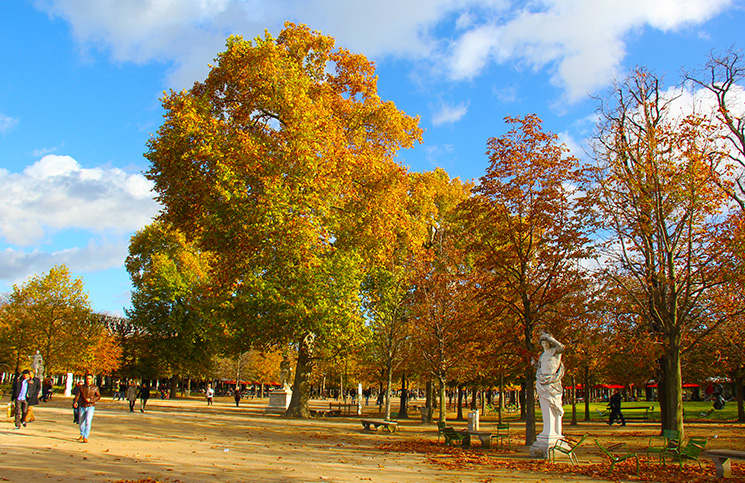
[589,69,731,437]
[460,115,593,445]
[126,221,216,391]
[0,265,100,374]
[145,23,421,417]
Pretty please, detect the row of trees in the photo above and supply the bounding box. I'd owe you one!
[134,22,745,444]
[3,24,744,446]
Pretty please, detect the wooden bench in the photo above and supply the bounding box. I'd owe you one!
[704,450,745,478]
[360,419,398,433]
[309,408,341,418]
[329,403,358,416]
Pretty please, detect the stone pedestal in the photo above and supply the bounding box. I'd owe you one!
[264,388,292,414]
[530,433,565,458]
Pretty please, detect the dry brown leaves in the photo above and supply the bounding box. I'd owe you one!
[378,440,745,483]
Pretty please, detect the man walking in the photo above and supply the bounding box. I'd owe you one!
[608,389,626,426]
[72,373,101,443]
[11,370,31,430]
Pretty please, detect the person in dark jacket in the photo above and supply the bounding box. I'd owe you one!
[136,383,151,412]
[11,370,31,430]
[608,389,626,426]
[72,373,101,443]
[23,369,42,425]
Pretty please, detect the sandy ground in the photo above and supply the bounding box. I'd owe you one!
[1,396,741,483]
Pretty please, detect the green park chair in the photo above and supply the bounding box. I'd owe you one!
[663,437,707,469]
[595,439,639,475]
[491,423,510,449]
[646,429,680,463]
[549,434,588,464]
[436,421,448,442]
[442,427,468,447]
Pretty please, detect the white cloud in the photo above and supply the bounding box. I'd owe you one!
[0,154,160,246]
[0,113,19,133]
[444,0,733,101]
[0,239,129,285]
[432,102,469,126]
[33,0,734,99]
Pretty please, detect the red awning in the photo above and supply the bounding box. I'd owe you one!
[593,384,625,389]
[565,384,585,390]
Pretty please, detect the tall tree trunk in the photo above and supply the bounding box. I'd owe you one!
[471,385,477,410]
[399,372,408,418]
[170,374,178,399]
[583,365,591,422]
[498,374,504,424]
[438,377,446,422]
[456,385,464,420]
[425,379,434,423]
[660,347,684,438]
[734,370,745,422]
[384,362,393,420]
[284,333,315,418]
[570,374,577,426]
[525,368,537,445]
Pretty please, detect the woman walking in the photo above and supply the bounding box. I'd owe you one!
[137,382,151,413]
[126,381,138,413]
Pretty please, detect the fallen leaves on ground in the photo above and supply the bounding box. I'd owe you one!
[377,440,745,483]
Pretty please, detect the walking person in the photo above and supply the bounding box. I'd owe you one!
[608,389,626,426]
[25,369,42,425]
[137,383,151,412]
[71,380,83,423]
[11,370,31,430]
[233,387,241,407]
[126,382,138,413]
[42,377,53,402]
[206,384,214,406]
[72,373,101,443]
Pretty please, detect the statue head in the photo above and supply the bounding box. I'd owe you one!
[538,332,554,349]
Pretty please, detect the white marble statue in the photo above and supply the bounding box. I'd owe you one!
[531,332,565,458]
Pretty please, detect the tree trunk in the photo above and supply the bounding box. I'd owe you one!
[499,374,504,424]
[425,380,434,423]
[734,370,745,422]
[384,362,393,420]
[438,377,446,422]
[659,348,684,438]
[570,374,577,426]
[525,367,536,445]
[284,333,315,418]
[456,385,464,420]
[170,374,178,399]
[583,365,591,422]
[471,385,477,410]
[399,372,408,418]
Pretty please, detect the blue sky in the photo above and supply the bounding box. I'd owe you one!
[2,0,744,316]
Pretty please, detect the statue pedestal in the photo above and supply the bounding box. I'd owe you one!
[264,388,292,415]
[530,433,565,459]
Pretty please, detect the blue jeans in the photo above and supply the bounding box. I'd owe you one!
[79,406,95,438]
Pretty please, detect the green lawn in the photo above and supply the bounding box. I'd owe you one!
[564,400,740,422]
[484,400,742,422]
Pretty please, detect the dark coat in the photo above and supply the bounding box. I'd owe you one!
[10,374,27,400]
[26,377,41,406]
[137,386,151,400]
